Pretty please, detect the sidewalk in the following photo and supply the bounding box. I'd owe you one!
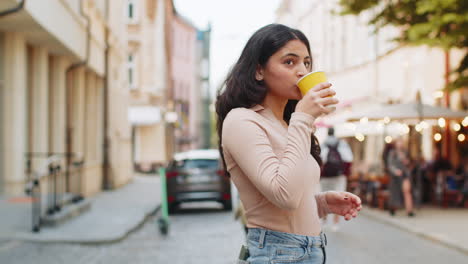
[361,206,468,255]
[0,174,161,244]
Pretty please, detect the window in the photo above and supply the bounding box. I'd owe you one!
[126,0,139,23]
[128,54,137,89]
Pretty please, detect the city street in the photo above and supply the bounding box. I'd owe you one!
[0,202,467,264]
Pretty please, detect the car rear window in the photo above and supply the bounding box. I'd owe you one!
[175,159,219,169]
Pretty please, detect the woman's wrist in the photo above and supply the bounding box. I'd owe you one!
[316,191,332,215]
[290,112,317,133]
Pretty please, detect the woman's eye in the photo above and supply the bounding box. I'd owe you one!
[304,61,311,68]
[285,59,294,65]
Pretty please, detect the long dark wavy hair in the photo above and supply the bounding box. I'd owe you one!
[215,24,322,175]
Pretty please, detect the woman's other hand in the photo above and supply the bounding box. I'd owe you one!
[295,82,339,118]
[325,191,362,221]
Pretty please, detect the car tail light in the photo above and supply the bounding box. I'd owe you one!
[222,193,231,200]
[167,195,175,203]
[166,171,178,179]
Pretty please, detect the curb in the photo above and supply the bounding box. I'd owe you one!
[360,208,468,255]
[8,204,162,245]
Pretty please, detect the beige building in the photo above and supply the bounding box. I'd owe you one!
[126,0,172,172]
[276,0,467,169]
[0,0,132,197]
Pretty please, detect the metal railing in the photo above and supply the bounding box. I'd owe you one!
[24,152,84,232]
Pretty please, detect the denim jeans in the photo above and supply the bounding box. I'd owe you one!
[238,228,327,264]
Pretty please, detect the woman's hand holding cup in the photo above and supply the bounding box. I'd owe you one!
[295,71,338,118]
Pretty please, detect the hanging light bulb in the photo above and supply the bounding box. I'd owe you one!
[453,123,461,132]
[420,121,429,129]
[438,118,446,128]
[458,134,466,142]
[462,117,468,127]
[402,124,410,134]
[355,133,365,142]
[415,124,422,132]
[434,133,442,142]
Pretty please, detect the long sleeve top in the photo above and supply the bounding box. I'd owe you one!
[222,105,330,236]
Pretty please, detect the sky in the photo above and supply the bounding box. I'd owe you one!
[173,0,282,98]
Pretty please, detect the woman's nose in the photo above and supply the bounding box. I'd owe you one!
[297,65,308,78]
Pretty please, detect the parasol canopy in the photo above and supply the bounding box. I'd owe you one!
[346,102,467,122]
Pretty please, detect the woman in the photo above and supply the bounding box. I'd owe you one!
[216,24,362,264]
[387,137,415,217]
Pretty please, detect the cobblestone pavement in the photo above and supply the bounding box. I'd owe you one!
[0,202,466,264]
[324,213,468,264]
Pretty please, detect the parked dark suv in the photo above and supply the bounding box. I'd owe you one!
[165,149,232,213]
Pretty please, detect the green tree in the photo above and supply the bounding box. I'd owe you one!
[338,0,468,91]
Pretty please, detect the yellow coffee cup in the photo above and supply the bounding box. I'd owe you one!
[297,71,327,96]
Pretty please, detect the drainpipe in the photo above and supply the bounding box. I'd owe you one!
[0,0,25,17]
[65,0,90,193]
[102,0,111,190]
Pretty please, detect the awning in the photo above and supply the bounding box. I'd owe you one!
[346,102,467,122]
[128,106,161,126]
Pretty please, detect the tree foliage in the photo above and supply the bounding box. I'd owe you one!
[338,0,468,90]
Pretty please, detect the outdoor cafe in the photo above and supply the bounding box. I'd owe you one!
[316,100,468,211]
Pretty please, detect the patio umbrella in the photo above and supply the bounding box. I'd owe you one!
[346,102,467,122]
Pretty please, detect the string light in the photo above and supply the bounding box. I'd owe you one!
[458,134,466,142]
[434,133,442,141]
[385,136,393,143]
[355,133,365,142]
[463,117,468,127]
[415,124,422,132]
[420,121,429,129]
[438,118,446,128]
[402,124,410,134]
[453,123,461,132]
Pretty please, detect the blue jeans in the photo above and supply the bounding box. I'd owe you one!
[240,228,327,264]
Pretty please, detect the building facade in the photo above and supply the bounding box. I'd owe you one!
[168,2,203,152]
[126,0,171,172]
[276,0,467,169]
[0,0,132,197]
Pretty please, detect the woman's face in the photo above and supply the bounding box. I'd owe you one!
[256,39,312,100]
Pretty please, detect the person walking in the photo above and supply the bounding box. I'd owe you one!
[216,24,362,264]
[387,137,415,217]
[320,127,354,232]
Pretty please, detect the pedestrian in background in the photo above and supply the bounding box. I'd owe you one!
[455,157,468,207]
[320,127,354,232]
[216,24,362,264]
[387,137,415,217]
[427,148,453,205]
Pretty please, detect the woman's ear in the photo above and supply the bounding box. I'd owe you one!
[255,65,264,81]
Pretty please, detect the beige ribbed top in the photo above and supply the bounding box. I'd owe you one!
[222,105,330,236]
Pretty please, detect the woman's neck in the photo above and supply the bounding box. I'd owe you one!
[261,94,288,123]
